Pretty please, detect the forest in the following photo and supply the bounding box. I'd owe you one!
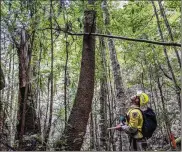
[0,0,181,151]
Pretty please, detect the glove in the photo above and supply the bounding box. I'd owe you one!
[121,124,129,130]
[115,124,122,131]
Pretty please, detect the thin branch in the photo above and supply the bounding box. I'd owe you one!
[38,27,181,47]
[159,65,172,81]
[68,32,181,47]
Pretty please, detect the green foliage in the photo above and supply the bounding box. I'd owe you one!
[1,1,180,149]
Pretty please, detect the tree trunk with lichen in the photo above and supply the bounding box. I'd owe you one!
[0,65,6,150]
[58,10,96,151]
[99,36,108,151]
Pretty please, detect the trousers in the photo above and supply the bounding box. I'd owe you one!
[129,137,147,151]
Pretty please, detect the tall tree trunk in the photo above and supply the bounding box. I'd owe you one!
[63,5,69,126]
[44,0,54,149]
[156,77,173,149]
[9,47,15,146]
[16,29,40,150]
[151,1,181,108]
[99,36,108,151]
[158,0,181,67]
[0,65,6,150]
[0,54,5,150]
[89,112,95,150]
[102,1,129,150]
[153,54,173,149]
[108,66,116,151]
[148,64,157,112]
[43,78,50,146]
[94,101,99,151]
[59,10,96,151]
[2,49,12,148]
[0,0,5,90]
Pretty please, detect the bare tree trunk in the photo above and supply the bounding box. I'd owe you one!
[0,2,5,90]
[108,66,117,151]
[0,52,4,150]
[89,112,95,150]
[94,102,99,151]
[2,49,12,148]
[102,1,129,150]
[58,10,96,151]
[63,5,69,126]
[148,64,157,112]
[156,77,173,149]
[0,70,6,151]
[43,79,50,143]
[16,29,40,150]
[158,0,181,67]
[99,36,108,151]
[151,1,181,108]
[16,29,30,142]
[153,55,173,149]
[0,64,5,90]
[44,0,54,149]
[9,47,15,146]
[35,42,43,136]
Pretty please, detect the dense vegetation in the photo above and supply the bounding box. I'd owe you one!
[0,0,181,151]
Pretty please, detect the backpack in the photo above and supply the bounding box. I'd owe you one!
[140,107,157,138]
[126,107,157,138]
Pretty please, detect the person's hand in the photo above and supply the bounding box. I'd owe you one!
[115,124,122,131]
[121,124,129,130]
[120,122,125,126]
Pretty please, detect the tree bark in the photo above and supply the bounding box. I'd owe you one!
[89,112,95,150]
[102,1,129,150]
[0,0,5,91]
[99,36,108,151]
[152,51,173,149]
[0,31,5,150]
[0,64,5,90]
[16,29,40,150]
[156,76,173,149]
[108,67,116,151]
[94,102,99,150]
[63,4,69,127]
[9,47,15,146]
[43,0,54,149]
[59,10,96,151]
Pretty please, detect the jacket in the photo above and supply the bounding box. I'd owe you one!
[126,105,143,139]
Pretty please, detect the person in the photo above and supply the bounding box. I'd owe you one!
[119,92,149,151]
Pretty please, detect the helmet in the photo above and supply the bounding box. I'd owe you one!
[137,92,149,106]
